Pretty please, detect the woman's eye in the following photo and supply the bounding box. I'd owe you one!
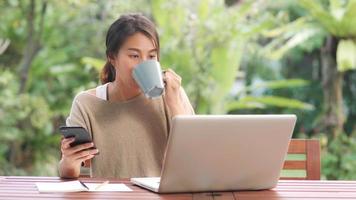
[129,55,139,59]
[149,55,157,59]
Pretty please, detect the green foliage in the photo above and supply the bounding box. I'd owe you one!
[322,133,356,179]
[152,0,273,113]
[241,79,310,93]
[256,0,356,180]
[298,0,356,72]
[0,70,60,175]
[81,57,105,73]
[228,95,314,111]
[0,0,355,180]
[0,0,156,176]
[298,0,356,37]
[228,79,315,111]
[265,0,356,72]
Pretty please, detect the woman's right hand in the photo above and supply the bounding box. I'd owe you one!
[59,137,99,178]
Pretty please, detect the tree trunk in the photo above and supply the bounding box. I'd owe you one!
[19,0,47,93]
[320,36,344,138]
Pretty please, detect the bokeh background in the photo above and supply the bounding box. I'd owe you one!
[0,0,355,179]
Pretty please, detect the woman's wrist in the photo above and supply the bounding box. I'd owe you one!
[59,158,80,178]
[169,102,189,117]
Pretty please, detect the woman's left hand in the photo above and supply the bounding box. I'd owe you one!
[163,69,189,116]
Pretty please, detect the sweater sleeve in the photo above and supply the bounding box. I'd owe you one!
[65,92,93,176]
[65,92,92,136]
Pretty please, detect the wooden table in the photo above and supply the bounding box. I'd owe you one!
[1,176,355,199]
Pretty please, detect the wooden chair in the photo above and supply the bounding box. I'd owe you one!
[280,139,320,180]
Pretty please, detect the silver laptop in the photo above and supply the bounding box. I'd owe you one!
[131,115,296,193]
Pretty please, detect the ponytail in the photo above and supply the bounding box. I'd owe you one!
[100,61,116,84]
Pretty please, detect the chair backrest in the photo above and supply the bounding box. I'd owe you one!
[280,139,320,180]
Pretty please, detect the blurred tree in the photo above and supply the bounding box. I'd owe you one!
[0,70,60,175]
[18,0,47,93]
[263,0,356,138]
[151,0,274,113]
[0,0,150,175]
[82,0,315,114]
[0,0,354,179]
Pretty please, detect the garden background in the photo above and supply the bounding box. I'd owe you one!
[0,0,355,179]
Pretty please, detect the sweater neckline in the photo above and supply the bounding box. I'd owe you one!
[82,91,146,105]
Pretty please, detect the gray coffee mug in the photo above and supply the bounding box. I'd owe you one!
[132,60,164,99]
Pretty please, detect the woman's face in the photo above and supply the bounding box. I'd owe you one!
[110,32,158,89]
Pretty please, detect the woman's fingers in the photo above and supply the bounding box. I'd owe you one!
[165,69,181,82]
[166,68,179,77]
[61,137,75,151]
[75,149,99,161]
[60,138,98,169]
[65,148,98,162]
[163,69,181,90]
[64,142,95,156]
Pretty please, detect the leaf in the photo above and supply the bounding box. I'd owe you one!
[81,57,105,73]
[197,0,210,20]
[226,101,266,110]
[243,79,309,93]
[263,18,308,38]
[298,0,339,36]
[210,41,243,113]
[330,0,346,21]
[267,26,321,60]
[299,0,356,37]
[227,95,315,111]
[342,0,356,36]
[337,39,356,72]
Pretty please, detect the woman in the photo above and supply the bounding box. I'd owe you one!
[59,14,194,178]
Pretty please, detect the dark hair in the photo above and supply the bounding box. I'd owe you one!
[100,14,160,84]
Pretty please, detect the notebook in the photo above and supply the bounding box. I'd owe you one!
[131,114,296,193]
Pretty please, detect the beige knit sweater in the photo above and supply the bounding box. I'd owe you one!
[66,90,193,178]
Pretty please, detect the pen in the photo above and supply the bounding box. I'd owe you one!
[95,180,109,190]
[79,180,90,190]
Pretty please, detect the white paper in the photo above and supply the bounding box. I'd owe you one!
[36,181,87,192]
[36,181,132,192]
